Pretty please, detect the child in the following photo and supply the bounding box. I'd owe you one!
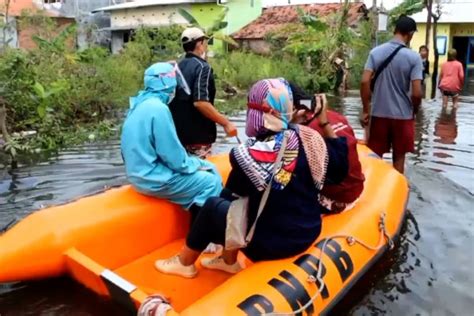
[419,45,430,97]
[439,49,464,108]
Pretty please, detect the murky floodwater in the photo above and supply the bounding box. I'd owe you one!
[1,94,473,315]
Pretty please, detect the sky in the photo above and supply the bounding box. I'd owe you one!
[262,0,404,9]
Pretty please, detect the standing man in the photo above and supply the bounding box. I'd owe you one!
[360,15,423,174]
[169,27,237,158]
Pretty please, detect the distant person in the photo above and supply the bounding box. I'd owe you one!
[121,62,222,212]
[360,15,423,174]
[439,49,464,108]
[290,82,365,213]
[169,27,237,159]
[155,78,348,278]
[419,45,430,97]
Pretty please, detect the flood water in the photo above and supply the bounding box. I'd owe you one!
[0,94,473,315]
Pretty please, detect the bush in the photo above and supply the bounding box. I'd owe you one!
[0,21,184,151]
[211,52,314,91]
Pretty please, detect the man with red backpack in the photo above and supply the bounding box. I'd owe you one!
[289,82,365,213]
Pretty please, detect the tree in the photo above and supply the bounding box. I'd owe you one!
[178,7,238,48]
[430,1,442,99]
[389,0,424,24]
[424,0,433,47]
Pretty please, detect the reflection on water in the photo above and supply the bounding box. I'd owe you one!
[434,107,458,145]
[331,94,474,193]
[1,95,473,315]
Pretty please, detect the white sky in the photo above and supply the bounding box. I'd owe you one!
[262,0,404,9]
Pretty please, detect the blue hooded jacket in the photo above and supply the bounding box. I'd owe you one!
[121,63,222,209]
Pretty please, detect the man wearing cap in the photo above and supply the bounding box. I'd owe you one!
[360,15,423,174]
[169,27,237,158]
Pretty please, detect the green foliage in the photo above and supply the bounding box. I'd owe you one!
[389,0,425,27]
[178,7,238,47]
[211,52,314,91]
[0,15,185,152]
[32,24,77,54]
[348,20,373,88]
[276,3,357,91]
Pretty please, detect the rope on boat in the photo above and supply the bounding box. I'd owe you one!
[262,211,394,316]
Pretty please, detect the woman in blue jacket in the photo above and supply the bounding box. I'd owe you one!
[121,62,222,211]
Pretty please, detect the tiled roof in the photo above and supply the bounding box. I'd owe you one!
[232,2,368,40]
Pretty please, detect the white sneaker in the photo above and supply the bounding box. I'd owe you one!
[155,255,197,278]
[201,256,244,274]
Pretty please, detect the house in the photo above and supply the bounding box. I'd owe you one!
[231,2,368,54]
[92,0,263,54]
[0,0,120,50]
[0,0,75,49]
[410,0,474,90]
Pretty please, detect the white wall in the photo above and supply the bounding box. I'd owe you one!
[111,5,191,28]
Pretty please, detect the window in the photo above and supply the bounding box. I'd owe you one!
[436,36,447,55]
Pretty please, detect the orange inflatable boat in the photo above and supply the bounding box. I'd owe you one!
[0,144,408,315]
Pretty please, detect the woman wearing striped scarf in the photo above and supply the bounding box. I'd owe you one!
[155,78,349,278]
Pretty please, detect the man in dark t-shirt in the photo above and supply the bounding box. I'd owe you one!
[169,27,237,158]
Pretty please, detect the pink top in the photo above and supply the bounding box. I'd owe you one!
[439,60,465,93]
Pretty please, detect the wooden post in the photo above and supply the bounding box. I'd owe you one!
[0,102,12,145]
[430,3,442,99]
[425,0,433,48]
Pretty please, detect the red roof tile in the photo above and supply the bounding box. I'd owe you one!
[232,2,368,39]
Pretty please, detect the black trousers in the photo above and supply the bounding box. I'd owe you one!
[187,196,231,251]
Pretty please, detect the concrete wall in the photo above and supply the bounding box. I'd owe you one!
[106,1,263,54]
[17,17,75,50]
[111,30,124,54]
[226,0,262,34]
[237,39,271,55]
[110,5,191,29]
[0,16,18,48]
[451,23,474,37]
[190,1,262,54]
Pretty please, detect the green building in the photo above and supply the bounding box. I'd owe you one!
[93,0,262,54]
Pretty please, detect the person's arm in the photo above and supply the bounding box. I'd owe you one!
[152,105,204,174]
[411,56,424,114]
[315,94,337,138]
[411,80,422,114]
[193,65,237,137]
[360,52,375,127]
